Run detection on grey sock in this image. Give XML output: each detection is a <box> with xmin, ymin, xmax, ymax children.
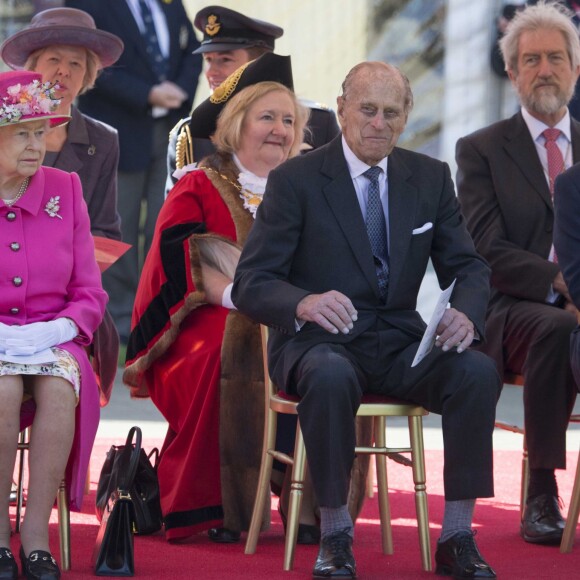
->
<box><xmin>439</xmin><ymin>499</ymin><xmax>476</xmax><ymax>543</ymax></box>
<box><xmin>320</xmin><ymin>505</ymin><xmax>354</xmax><ymax>539</ymax></box>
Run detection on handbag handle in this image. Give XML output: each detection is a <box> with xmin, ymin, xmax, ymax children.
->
<box><xmin>118</xmin><ymin>426</ymin><xmax>143</xmax><ymax>492</ymax></box>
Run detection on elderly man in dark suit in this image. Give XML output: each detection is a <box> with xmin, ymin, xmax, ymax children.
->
<box><xmin>554</xmin><ymin>164</ymin><xmax>580</xmax><ymax>386</ymax></box>
<box><xmin>457</xmin><ymin>1</ymin><xmax>580</xmax><ymax>546</ymax></box>
<box><xmin>65</xmin><ymin>0</ymin><xmax>202</xmax><ymax>343</ymax></box>
<box><xmin>233</xmin><ymin>61</ymin><xmax>500</xmax><ymax>579</ymax></box>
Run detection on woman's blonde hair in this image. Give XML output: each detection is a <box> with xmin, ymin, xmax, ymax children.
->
<box><xmin>25</xmin><ymin>46</ymin><xmax>100</xmax><ymax>95</ymax></box>
<box><xmin>212</xmin><ymin>81</ymin><xmax>309</xmax><ymax>159</ymax></box>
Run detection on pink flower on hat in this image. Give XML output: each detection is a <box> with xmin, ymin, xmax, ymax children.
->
<box><xmin>0</xmin><ymin>78</ymin><xmax>61</xmax><ymax>126</ymax></box>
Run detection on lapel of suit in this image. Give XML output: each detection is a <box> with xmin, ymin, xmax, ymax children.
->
<box><xmin>48</xmin><ymin>108</ymin><xmax>85</xmax><ymax>174</ymax></box>
<box><xmin>504</xmin><ymin>112</ymin><xmax>552</xmax><ymax>208</ymax></box>
<box><xmin>385</xmin><ymin>148</ymin><xmax>417</xmax><ymax>301</ymax></box>
<box><xmin>321</xmin><ymin>138</ymin><xmax>381</xmax><ymax>298</ymax></box>
<box><xmin>571</xmin><ymin>117</ymin><xmax>580</xmax><ymax>162</ymax></box>
<box><xmin>113</xmin><ymin>0</ymin><xmax>151</xmax><ymax>64</ymax></box>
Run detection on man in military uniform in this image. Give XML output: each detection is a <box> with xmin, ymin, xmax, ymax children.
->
<box><xmin>166</xmin><ymin>5</ymin><xmax>340</xmax><ymax>194</ymax></box>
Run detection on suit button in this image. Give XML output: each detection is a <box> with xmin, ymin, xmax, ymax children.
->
<box><xmin>10</xmin><ymin>242</ymin><xmax>20</xmax><ymax>251</ymax></box>
<box><xmin>13</xmin><ymin>276</ymin><xmax>22</xmax><ymax>287</ymax></box>
<box><xmin>6</xmin><ymin>212</ymin><xmax>16</xmax><ymax>221</ymax></box>
<box><xmin>10</xmin><ymin>307</ymin><xmax>19</xmax><ymax>314</ymax></box>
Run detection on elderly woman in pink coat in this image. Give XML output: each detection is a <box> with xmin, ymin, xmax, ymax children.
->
<box><xmin>0</xmin><ymin>70</ymin><xmax>106</xmax><ymax>580</ymax></box>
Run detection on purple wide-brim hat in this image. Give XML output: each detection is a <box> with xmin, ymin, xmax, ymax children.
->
<box><xmin>0</xmin><ymin>71</ymin><xmax>70</xmax><ymax>128</ymax></box>
<box><xmin>0</xmin><ymin>7</ymin><xmax>124</xmax><ymax>70</ymax></box>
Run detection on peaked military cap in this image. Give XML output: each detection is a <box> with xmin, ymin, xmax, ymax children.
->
<box><xmin>193</xmin><ymin>5</ymin><xmax>283</xmax><ymax>54</ymax></box>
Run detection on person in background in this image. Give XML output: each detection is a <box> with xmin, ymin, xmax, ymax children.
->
<box><xmin>457</xmin><ymin>1</ymin><xmax>580</xmax><ymax>546</ymax></box>
<box><xmin>65</xmin><ymin>0</ymin><xmax>202</xmax><ymax>344</ymax></box>
<box><xmin>233</xmin><ymin>60</ymin><xmax>499</xmax><ymax>580</ymax></box>
<box><xmin>1</xmin><ymin>6</ymin><xmax>124</xmax><ymax>402</ymax></box>
<box><xmin>123</xmin><ymin>57</ymin><xmax>312</xmax><ymax>544</ymax></box>
<box><xmin>554</xmin><ymin>164</ymin><xmax>580</xmax><ymax>379</ymax></box>
<box><xmin>166</xmin><ymin>5</ymin><xmax>340</xmax><ymax>194</ymax></box>
<box><xmin>0</xmin><ymin>70</ymin><xmax>106</xmax><ymax>580</ymax></box>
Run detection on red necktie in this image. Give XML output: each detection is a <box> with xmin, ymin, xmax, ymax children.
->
<box><xmin>542</xmin><ymin>128</ymin><xmax>564</xmax><ymax>196</ymax></box>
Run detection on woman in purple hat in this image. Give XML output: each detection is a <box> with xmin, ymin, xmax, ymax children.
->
<box><xmin>0</xmin><ymin>70</ymin><xmax>106</xmax><ymax>580</ymax></box>
<box><xmin>1</xmin><ymin>7</ymin><xmax>125</xmax><ymax>405</ymax></box>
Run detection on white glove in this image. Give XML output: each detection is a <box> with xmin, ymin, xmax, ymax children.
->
<box><xmin>0</xmin><ymin>322</ymin><xmax>26</xmax><ymax>353</ymax></box>
<box><xmin>4</xmin><ymin>318</ymin><xmax>78</xmax><ymax>356</ymax></box>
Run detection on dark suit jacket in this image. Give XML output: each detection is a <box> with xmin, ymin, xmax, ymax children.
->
<box><xmin>45</xmin><ymin>106</ymin><xmax>121</xmax><ymax>241</ymax></box>
<box><xmin>232</xmin><ymin>136</ymin><xmax>490</xmax><ymax>389</ymax></box>
<box><xmin>456</xmin><ymin>111</ymin><xmax>580</xmax><ymax>375</ymax></box>
<box><xmin>66</xmin><ymin>0</ymin><xmax>201</xmax><ymax>172</ymax></box>
<box><xmin>554</xmin><ymin>163</ymin><xmax>580</xmax><ymax>385</ymax></box>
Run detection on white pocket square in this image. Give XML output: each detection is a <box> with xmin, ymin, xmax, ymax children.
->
<box><xmin>412</xmin><ymin>222</ymin><xmax>433</xmax><ymax>235</ymax></box>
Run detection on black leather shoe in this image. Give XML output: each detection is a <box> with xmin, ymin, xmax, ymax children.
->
<box><xmin>312</xmin><ymin>529</ymin><xmax>356</xmax><ymax>578</ymax></box>
<box><xmin>20</xmin><ymin>547</ymin><xmax>60</xmax><ymax>580</ymax></box>
<box><xmin>278</xmin><ymin>503</ymin><xmax>321</xmax><ymax>545</ymax></box>
<box><xmin>207</xmin><ymin>527</ymin><xmax>241</xmax><ymax>543</ymax></box>
<box><xmin>521</xmin><ymin>494</ymin><xmax>565</xmax><ymax>544</ymax></box>
<box><xmin>0</xmin><ymin>548</ymin><xmax>17</xmax><ymax>580</ymax></box>
<box><xmin>435</xmin><ymin>531</ymin><xmax>496</xmax><ymax>579</ymax></box>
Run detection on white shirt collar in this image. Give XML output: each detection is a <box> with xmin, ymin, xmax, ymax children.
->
<box><xmin>521</xmin><ymin>107</ymin><xmax>572</xmax><ymax>143</ymax></box>
<box><xmin>341</xmin><ymin>136</ymin><xmax>389</xmax><ymax>178</ymax></box>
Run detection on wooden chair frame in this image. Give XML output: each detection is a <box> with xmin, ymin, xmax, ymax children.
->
<box><xmin>244</xmin><ymin>325</ymin><xmax>432</xmax><ymax>572</ymax></box>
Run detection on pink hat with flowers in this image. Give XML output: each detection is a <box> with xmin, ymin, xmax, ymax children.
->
<box><xmin>0</xmin><ymin>70</ymin><xmax>70</xmax><ymax>128</ymax></box>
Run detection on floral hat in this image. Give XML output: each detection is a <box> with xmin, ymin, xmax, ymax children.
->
<box><xmin>0</xmin><ymin>70</ymin><xmax>70</xmax><ymax>128</ymax></box>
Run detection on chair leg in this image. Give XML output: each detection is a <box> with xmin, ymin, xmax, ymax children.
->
<box><xmin>284</xmin><ymin>427</ymin><xmax>306</xmax><ymax>572</ymax></box>
<box><xmin>57</xmin><ymin>479</ymin><xmax>70</xmax><ymax>571</ymax></box>
<box><xmin>520</xmin><ymin>434</ymin><xmax>529</xmax><ymax>521</ymax></box>
<box><xmin>245</xmin><ymin>408</ymin><xmax>278</xmax><ymax>555</ymax></box>
<box><xmin>560</xmin><ymin>447</ymin><xmax>580</xmax><ymax>553</ymax></box>
<box><xmin>409</xmin><ymin>415</ymin><xmax>431</xmax><ymax>572</ymax></box>
<box><xmin>373</xmin><ymin>417</ymin><xmax>393</xmax><ymax>555</ymax></box>
<box><xmin>15</xmin><ymin>430</ymin><xmax>27</xmax><ymax>533</ymax></box>
<box><xmin>366</xmin><ymin>458</ymin><xmax>375</xmax><ymax>499</ymax></box>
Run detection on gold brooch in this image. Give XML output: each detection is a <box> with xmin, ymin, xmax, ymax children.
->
<box><xmin>205</xmin><ymin>15</ymin><xmax>220</xmax><ymax>36</ymax></box>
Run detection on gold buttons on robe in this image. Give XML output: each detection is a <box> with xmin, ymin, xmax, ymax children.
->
<box><xmin>6</xmin><ymin>212</ymin><xmax>16</xmax><ymax>221</ymax></box>
<box><xmin>10</xmin><ymin>242</ymin><xmax>20</xmax><ymax>251</ymax></box>
<box><xmin>12</xmin><ymin>277</ymin><xmax>22</xmax><ymax>287</ymax></box>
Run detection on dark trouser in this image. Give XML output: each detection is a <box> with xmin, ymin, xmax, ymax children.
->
<box><xmin>503</xmin><ymin>301</ymin><xmax>578</xmax><ymax>470</ymax></box>
<box><xmin>290</xmin><ymin>325</ymin><xmax>501</xmax><ymax>508</ymax></box>
<box><xmin>103</xmin><ymin>117</ymin><xmax>172</xmax><ymax>341</ymax></box>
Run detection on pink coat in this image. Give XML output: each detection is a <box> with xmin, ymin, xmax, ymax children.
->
<box><xmin>0</xmin><ymin>166</ymin><xmax>107</xmax><ymax>511</ymax></box>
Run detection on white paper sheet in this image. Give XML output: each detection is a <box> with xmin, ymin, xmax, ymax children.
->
<box><xmin>411</xmin><ymin>279</ymin><xmax>456</xmax><ymax>368</ymax></box>
<box><xmin>0</xmin><ymin>349</ymin><xmax>58</xmax><ymax>365</ymax></box>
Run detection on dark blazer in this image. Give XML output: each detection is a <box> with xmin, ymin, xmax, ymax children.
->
<box><xmin>456</xmin><ymin>111</ymin><xmax>580</xmax><ymax>375</ymax></box>
<box><xmin>45</xmin><ymin>106</ymin><xmax>121</xmax><ymax>241</ymax></box>
<box><xmin>66</xmin><ymin>0</ymin><xmax>201</xmax><ymax>172</ymax></box>
<box><xmin>554</xmin><ymin>163</ymin><xmax>580</xmax><ymax>385</ymax></box>
<box><xmin>233</xmin><ymin>136</ymin><xmax>491</xmax><ymax>389</ymax></box>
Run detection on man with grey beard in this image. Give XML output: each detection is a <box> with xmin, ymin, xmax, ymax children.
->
<box><xmin>457</xmin><ymin>1</ymin><xmax>580</xmax><ymax>547</ymax></box>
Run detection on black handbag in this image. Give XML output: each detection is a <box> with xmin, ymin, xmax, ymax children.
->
<box><xmin>96</xmin><ymin>426</ymin><xmax>163</xmax><ymax>535</ymax></box>
<box><xmin>93</xmin><ymin>489</ymin><xmax>136</xmax><ymax>576</ymax></box>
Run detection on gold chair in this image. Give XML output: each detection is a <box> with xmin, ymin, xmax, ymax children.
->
<box><xmin>15</xmin><ymin>428</ymin><xmax>71</xmax><ymax>571</ymax></box>
<box><xmin>496</xmin><ymin>373</ymin><xmax>580</xmax><ymax>520</ymax></box>
<box><xmin>560</xmin><ymin>445</ymin><xmax>580</xmax><ymax>552</ymax></box>
<box><xmin>244</xmin><ymin>325</ymin><xmax>431</xmax><ymax>572</ymax></box>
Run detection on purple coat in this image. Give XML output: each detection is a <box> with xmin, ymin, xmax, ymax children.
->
<box><xmin>1</xmin><ymin>166</ymin><xmax>107</xmax><ymax>511</ymax></box>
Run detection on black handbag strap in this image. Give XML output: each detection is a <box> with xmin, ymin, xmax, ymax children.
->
<box><xmin>118</xmin><ymin>426</ymin><xmax>142</xmax><ymax>492</ymax></box>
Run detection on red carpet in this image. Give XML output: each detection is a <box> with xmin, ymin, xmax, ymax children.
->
<box><xmin>11</xmin><ymin>440</ymin><xmax>580</xmax><ymax>579</ymax></box>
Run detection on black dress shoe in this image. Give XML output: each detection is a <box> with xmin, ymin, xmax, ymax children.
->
<box><xmin>312</xmin><ymin>529</ymin><xmax>356</xmax><ymax>578</ymax></box>
<box><xmin>207</xmin><ymin>527</ymin><xmax>241</xmax><ymax>543</ymax></box>
<box><xmin>278</xmin><ymin>503</ymin><xmax>321</xmax><ymax>545</ymax></box>
<box><xmin>20</xmin><ymin>547</ymin><xmax>60</xmax><ymax>580</ymax></box>
<box><xmin>521</xmin><ymin>493</ymin><xmax>565</xmax><ymax>544</ymax></box>
<box><xmin>0</xmin><ymin>548</ymin><xmax>17</xmax><ymax>580</ymax></box>
<box><xmin>435</xmin><ymin>531</ymin><xmax>496</xmax><ymax>579</ymax></box>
